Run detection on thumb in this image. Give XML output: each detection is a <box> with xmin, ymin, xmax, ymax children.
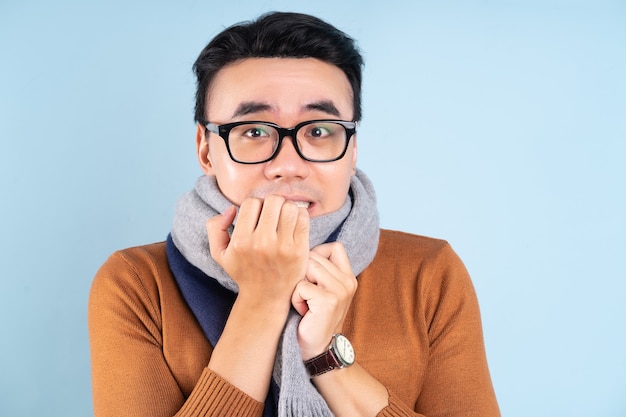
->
<box><xmin>206</xmin><ymin>205</ymin><xmax>237</xmax><ymax>260</ymax></box>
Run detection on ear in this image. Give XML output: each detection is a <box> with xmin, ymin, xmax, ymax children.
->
<box><xmin>196</xmin><ymin>123</ymin><xmax>214</xmax><ymax>175</ymax></box>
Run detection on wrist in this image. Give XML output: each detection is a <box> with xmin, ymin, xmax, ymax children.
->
<box><xmin>301</xmin><ymin>340</ymin><xmax>331</xmax><ymax>362</ymax></box>
<box><xmin>304</xmin><ymin>334</ymin><xmax>355</xmax><ymax>378</ymax></box>
<box><xmin>236</xmin><ymin>290</ymin><xmax>291</xmax><ymax>315</ymax></box>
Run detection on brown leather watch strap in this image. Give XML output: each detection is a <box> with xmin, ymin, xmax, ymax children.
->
<box><xmin>304</xmin><ymin>349</ymin><xmax>341</xmax><ymax>377</ymax></box>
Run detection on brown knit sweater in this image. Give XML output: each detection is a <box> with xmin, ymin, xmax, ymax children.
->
<box><xmin>88</xmin><ymin>229</ymin><xmax>500</xmax><ymax>416</ymax></box>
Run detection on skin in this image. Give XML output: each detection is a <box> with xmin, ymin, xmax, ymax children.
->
<box><xmin>199</xmin><ymin>57</ymin><xmax>356</xmax><ymax>218</ymax></box>
<box><xmin>196</xmin><ymin>58</ymin><xmax>388</xmax><ymax>416</ymax></box>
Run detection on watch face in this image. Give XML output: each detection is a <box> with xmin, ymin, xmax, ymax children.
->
<box><xmin>333</xmin><ymin>334</ymin><xmax>355</xmax><ymax>366</ymax></box>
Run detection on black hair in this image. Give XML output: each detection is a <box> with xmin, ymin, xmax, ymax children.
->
<box><xmin>192</xmin><ymin>12</ymin><xmax>364</xmax><ymax>123</ymax></box>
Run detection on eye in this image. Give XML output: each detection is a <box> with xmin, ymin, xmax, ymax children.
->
<box><xmin>306</xmin><ymin>124</ymin><xmax>334</xmax><ymax>138</ymax></box>
<box><xmin>243</xmin><ymin>126</ymin><xmax>271</xmax><ymax>138</ymax></box>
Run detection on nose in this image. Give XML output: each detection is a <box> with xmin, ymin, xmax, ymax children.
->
<box><xmin>264</xmin><ymin>135</ymin><xmax>310</xmax><ymax>180</ymax></box>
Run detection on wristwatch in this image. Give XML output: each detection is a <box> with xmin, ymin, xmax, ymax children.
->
<box><xmin>304</xmin><ymin>334</ymin><xmax>355</xmax><ymax>378</ymax></box>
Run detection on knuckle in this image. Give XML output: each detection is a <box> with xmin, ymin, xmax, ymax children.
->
<box><xmin>330</xmin><ymin>241</ymin><xmax>345</xmax><ymax>253</ymax></box>
<box><xmin>326</xmin><ymin>294</ymin><xmax>341</xmax><ymax>310</ymax></box>
<box><xmin>230</xmin><ymin>236</ymin><xmax>253</xmax><ymax>255</ymax></box>
<box><xmin>347</xmin><ymin>275</ymin><xmax>358</xmax><ymax>294</ymax></box>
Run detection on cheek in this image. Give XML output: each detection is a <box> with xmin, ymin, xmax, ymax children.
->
<box><xmin>317</xmin><ymin>163</ymin><xmax>354</xmax><ymax>212</ymax></box>
<box><xmin>211</xmin><ymin>159</ymin><xmax>263</xmax><ymax>205</ymax></box>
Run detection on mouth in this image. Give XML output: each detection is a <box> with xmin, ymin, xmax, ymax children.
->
<box><xmin>253</xmin><ymin>190</ymin><xmax>316</xmax><ymax>211</ymax></box>
<box><xmin>291</xmin><ymin>201</ymin><xmax>311</xmax><ymax>209</ymax></box>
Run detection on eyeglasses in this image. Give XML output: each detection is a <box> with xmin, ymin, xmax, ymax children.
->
<box><xmin>202</xmin><ymin>119</ymin><xmax>357</xmax><ymax>164</ymax></box>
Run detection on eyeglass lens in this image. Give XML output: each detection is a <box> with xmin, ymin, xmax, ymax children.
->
<box><xmin>227</xmin><ymin>121</ymin><xmax>348</xmax><ymax>163</ymax></box>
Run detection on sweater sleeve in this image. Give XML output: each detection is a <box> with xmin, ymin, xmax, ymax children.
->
<box><xmin>88</xmin><ymin>249</ymin><xmax>264</xmax><ymax>417</ymax></box>
<box><xmin>415</xmin><ymin>243</ymin><xmax>499</xmax><ymax>416</ymax></box>
<box><xmin>374</xmin><ymin>240</ymin><xmax>500</xmax><ymax>417</ymax></box>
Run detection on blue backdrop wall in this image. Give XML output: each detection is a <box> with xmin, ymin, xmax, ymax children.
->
<box><xmin>1</xmin><ymin>0</ymin><xmax>624</xmax><ymax>416</ymax></box>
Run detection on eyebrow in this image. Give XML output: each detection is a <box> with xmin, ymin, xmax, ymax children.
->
<box><xmin>232</xmin><ymin>102</ymin><xmax>273</xmax><ymax>118</ymax></box>
<box><xmin>304</xmin><ymin>100</ymin><xmax>340</xmax><ymax>117</ymax></box>
<box><xmin>231</xmin><ymin>100</ymin><xmax>341</xmax><ymax>119</ymax></box>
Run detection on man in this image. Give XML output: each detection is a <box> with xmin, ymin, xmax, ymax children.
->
<box><xmin>88</xmin><ymin>11</ymin><xmax>500</xmax><ymax>417</ymax></box>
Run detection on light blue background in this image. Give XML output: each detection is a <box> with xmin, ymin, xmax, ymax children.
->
<box><xmin>1</xmin><ymin>0</ymin><xmax>624</xmax><ymax>416</ymax></box>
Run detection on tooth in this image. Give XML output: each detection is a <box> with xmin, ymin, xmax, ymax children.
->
<box><xmin>294</xmin><ymin>201</ymin><xmax>310</xmax><ymax>208</ymax></box>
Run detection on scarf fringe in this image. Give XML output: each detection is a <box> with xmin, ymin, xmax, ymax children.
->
<box><xmin>278</xmin><ymin>397</ymin><xmax>335</xmax><ymax>417</ymax></box>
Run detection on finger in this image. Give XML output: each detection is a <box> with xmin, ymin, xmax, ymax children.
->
<box><xmin>231</xmin><ymin>198</ymin><xmax>263</xmax><ymax>239</ymax></box>
<box><xmin>275</xmin><ymin>203</ymin><xmax>310</xmax><ymax>245</ymax></box>
<box><xmin>275</xmin><ymin>200</ymin><xmax>301</xmax><ymax>239</ymax></box>
<box><xmin>311</xmin><ymin>242</ymin><xmax>352</xmax><ymax>274</ymax></box>
<box><xmin>255</xmin><ymin>194</ymin><xmax>285</xmax><ymax>234</ymax></box>
<box><xmin>206</xmin><ymin>205</ymin><xmax>237</xmax><ymax>259</ymax></box>
<box><xmin>293</xmin><ymin>274</ymin><xmax>348</xmax><ymax>355</ymax></box>
<box><xmin>294</xmin><ymin>206</ymin><xmax>310</xmax><ymax>245</ymax></box>
<box><xmin>307</xmin><ymin>250</ymin><xmax>358</xmax><ymax>295</ymax></box>
<box><xmin>291</xmin><ymin>280</ymin><xmax>314</xmax><ymax>316</ymax></box>
<box><xmin>306</xmin><ymin>254</ymin><xmax>345</xmax><ymax>290</ymax></box>
<box><xmin>291</xmin><ymin>278</ymin><xmax>329</xmax><ymax>315</ymax></box>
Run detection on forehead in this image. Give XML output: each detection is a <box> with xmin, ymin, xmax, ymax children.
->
<box><xmin>206</xmin><ymin>58</ymin><xmax>354</xmax><ymax>120</ymax></box>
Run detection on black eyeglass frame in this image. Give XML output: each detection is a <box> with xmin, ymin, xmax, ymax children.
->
<box><xmin>201</xmin><ymin>119</ymin><xmax>357</xmax><ymax>164</ymax></box>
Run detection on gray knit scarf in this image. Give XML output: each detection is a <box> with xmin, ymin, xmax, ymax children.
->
<box><xmin>171</xmin><ymin>168</ymin><xmax>379</xmax><ymax>416</ymax></box>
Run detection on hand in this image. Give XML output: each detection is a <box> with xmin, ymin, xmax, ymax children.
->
<box><xmin>292</xmin><ymin>242</ymin><xmax>358</xmax><ymax>360</ymax></box>
<box><xmin>206</xmin><ymin>195</ymin><xmax>310</xmax><ymax>310</ymax></box>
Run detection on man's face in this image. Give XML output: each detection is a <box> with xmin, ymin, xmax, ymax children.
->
<box><xmin>196</xmin><ymin>58</ymin><xmax>357</xmax><ymax>218</ymax></box>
